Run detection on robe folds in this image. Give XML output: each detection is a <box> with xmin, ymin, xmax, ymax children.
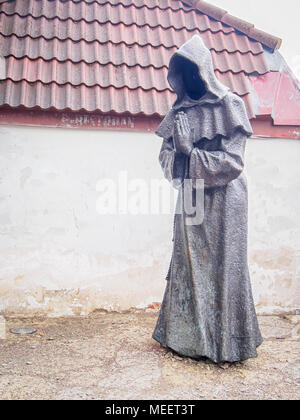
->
<box><xmin>152</xmin><ymin>35</ymin><xmax>263</xmax><ymax>363</ymax></box>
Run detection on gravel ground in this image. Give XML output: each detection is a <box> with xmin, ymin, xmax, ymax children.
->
<box><xmin>0</xmin><ymin>312</ymin><xmax>299</xmax><ymax>400</ymax></box>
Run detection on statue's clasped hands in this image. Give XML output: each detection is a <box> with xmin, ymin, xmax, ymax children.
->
<box><xmin>173</xmin><ymin>111</ymin><xmax>194</xmax><ymax>156</ymax></box>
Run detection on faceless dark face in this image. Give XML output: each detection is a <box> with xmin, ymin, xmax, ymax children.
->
<box><xmin>175</xmin><ymin>56</ymin><xmax>206</xmax><ymax>100</ymax></box>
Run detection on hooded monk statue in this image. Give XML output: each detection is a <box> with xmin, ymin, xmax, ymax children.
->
<box><xmin>152</xmin><ymin>35</ymin><xmax>263</xmax><ymax>363</ymax></box>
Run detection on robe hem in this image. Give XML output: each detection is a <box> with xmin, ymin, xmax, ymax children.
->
<box><xmin>152</xmin><ymin>332</ymin><xmax>263</xmax><ymax>364</ymax></box>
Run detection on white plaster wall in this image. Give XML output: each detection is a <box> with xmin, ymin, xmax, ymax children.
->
<box><xmin>0</xmin><ymin>126</ymin><xmax>299</xmax><ymax>316</ymax></box>
<box><xmin>0</xmin><ymin>126</ymin><xmax>174</xmax><ymax>316</ymax></box>
<box><xmin>246</xmin><ymin>138</ymin><xmax>300</xmax><ymax>314</ymax></box>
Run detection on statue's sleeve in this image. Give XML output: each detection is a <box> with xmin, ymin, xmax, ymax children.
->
<box><xmin>189</xmin><ymin>129</ymin><xmax>247</xmax><ymax>189</ymax></box>
<box><xmin>159</xmin><ymin>138</ymin><xmax>187</xmax><ymax>189</ymax></box>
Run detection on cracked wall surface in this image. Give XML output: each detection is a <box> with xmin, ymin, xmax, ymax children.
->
<box><xmin>0</xmin><ymin>126</ymin><xmax>299</xmax><ymax>315</ymax></box>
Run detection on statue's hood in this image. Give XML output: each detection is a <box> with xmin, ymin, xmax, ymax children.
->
<box><xmin>168</xmin><ymin>35</ymin><xmax>229</xmax><ymax>109</ymax></box>
<box><xmin>155</xmin><ymin>35</ymin><xmax>253</xmax><ymax>140</ymax></box>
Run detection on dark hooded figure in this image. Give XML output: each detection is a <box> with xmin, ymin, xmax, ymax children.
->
<box><xmin>152</xmin><ymin>35</ymin><xmax>263</xmax><ymax>363</ymax></box>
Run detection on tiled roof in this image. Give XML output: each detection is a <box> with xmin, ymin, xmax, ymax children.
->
<box><xmin>0</xmin><ymin>0</ymin><xmax>289</xmax><ymax>119</ymax></box>
<box><xmin>186</xmin><ymin>0</ymin><xmax>282</xmax><ymax>51</ymax></box>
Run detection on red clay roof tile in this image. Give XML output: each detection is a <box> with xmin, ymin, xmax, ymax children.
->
<box><xmin>0</xmin><ymin>9</ymin><xmax>235</xmax><ymax>39</ymax></box>
<box><xmin>0</xmin><ymin>79</ymin><xmax>175</xmax><ymax>115</ymax></box>
<box><xmin>4</xmin><ymin>57</ymin><xmax>170</xmax><ymax>91</ymax></box>
<box><xmin>2</xmin><ymin>42</ymin><xmax>267</xmax><ymax>74</ymax></box>
<box><xmin>0</xmin><ymin>0</ymin><xmax>284</xmax><ymax>119</ymax></box>
<box><xmin>187</xmin><ymin>0</ymin><xmax>282</xmax><ymax>51</ymax></box>
<box><xmin>5</xmin><ymin>55</ymin><xmax>265</xmax><ymax>95</ymax></box>
<box><xmin>1</xmin><ymin>0</ymin><xmax>193</xmax><ymax>21</ymax></box>
<box><xmin>0</xmin><ymin>25</ymin><xmax>263</xmax><ymax>54</ymax></box>
<box><xmin>0</xmin><ymin>1</ymin><xmax>232</xmax><ymax>31</ymax></box>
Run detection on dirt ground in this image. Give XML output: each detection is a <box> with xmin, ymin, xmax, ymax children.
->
<box><xmin>0</xmin><ymin>312</ymin><xmax>299</xmax><ymax>400</ymax></box>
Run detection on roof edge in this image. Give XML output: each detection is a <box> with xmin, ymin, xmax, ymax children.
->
<box><xmin>183</xmin><ymin>0</ymin><xmax>282</xmax><ymax>51</ymax></box>
<box><xmin>1</xmin><ymin>107</ymin><xmax>299</xmax><ymax>139</ymax></box>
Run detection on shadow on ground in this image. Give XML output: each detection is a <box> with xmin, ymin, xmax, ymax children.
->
<box><xmin>0</xmin><ymin>313</ymin><xmax>299</xmax><ymax>400</ymax></box>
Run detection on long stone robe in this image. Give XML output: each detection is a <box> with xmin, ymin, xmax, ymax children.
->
<box><xmin>152</xmin><ymin>35</ymin><xmax>263</xmax><ymax>363</ymax></box>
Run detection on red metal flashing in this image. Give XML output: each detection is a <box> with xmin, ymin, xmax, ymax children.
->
<box><xmin>251</xmin><ymin>116</ymin><xmax>300</xmax><ymax>140</ymax></box>
<box><xmin>249</xmin><ymin>71</ymin><xmax>300</xmax><ymax>126</ymax></box>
